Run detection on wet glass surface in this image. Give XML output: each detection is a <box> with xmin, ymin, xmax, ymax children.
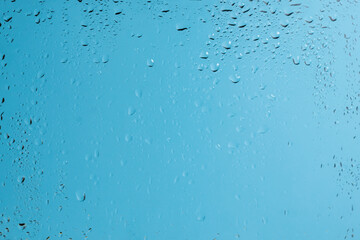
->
<box><xmin>1</xmin><ymin>0</ymin><xmax>359</xmax><ymax>239</ymax></box>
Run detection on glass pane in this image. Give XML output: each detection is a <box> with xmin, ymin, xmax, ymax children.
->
<box><xmin>0</xmin><ymin>1</ymin><xmax>356</xmax><ymax>239</ymax></box>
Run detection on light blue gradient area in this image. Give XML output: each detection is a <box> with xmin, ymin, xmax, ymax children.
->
<box><xmin>1</xmin><ymin>0</ymin><xmax>359</xmax><ymax>239</ymax></box>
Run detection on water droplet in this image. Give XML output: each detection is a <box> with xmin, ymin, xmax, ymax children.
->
<box><xmin>229</xmin><ymin>74</ymin><xmax>241</xmax><ymax>84</ymax></box>
<box><xmin>271</xmin><ymin>32</ymin><xmax>280</xmax><ymax>39</ymax></box>
<box><xmin>210</xmin><ymin>63</ymin><xmax>219</xmax><ymax>72</ymax></box>
<box><xmin>197</xmin><ymin>64</ymin><xmax>205</xmax><ymax>71</ymax></box>
<box><xmin>102</xmin><ymin>55</ymin><xmax>109</xmax><ymax>63</ymax></box>
<box><xmin>147</xmin><ymin>59</ymin><xmax>154</xmax><ymax>67</ymax></box>
<box><xmin>125</xmin><ymin>134</ymin><xmax>133</xmax><ymax>142</ymax></box>
<box><xmin>76</xmin><ymin>192</ymin><xmax>86</xmax><ymax>202</ymax></box>
<box><xmin>17</xmin><ymin>176</ymin><xmax>25</xmax><ymax>183</ymax></box>
<box><xmin>176</xmin><ymin>24</ymin><xmax>188</xmax><ymax>31</ymax></box>
<box><xmin>292</xmin><ymin>56</ymin><xmax>300</xmax><ymax>65</ymax></box>
<box><xmin>114</xmin><ymin>9</ymin><xmax>122</xmax><ymax>15</ymax></box>
<box><xmin>329</xmin><ymin>16</ymin><xmax>337</xmax><ymax>22</ymax></box>
<box><xmin>135</xmin><ymin>89</ymin><xmax>142</xmax><ymax>98</ymax></box>
<box><xmin>199</xmin><ymin>51</ymin><xmax>209</xmax><ymax>59</ymax></box>
<box><xmin>222</xmin><ymin>41</ymin><xmax>231</xmax><ymax>49</ymax></box>
<box><xmin>257</xmin><ymin>126</ymin><xmax>268</xmax><ymax>134</ymax></box>
<box><xmin>37</xmin><ymin>71</ymin><xmax>45</xmax><ymax>79</ymax></box>
<box><xmin>128</xmin><ymin>106</ymin><xmax>136</xmax><ymax>116</ymax></box>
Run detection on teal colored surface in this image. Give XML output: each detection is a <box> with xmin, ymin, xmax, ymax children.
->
<box><xmin>1</xmin><ymin>0</ymin><xmax>359</xmax><ymax>239</ymax></box>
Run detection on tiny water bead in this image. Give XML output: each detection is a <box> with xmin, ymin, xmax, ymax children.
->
<box><xmin>199</xmin><ymin>51</ymin><xmax>209</xmax><ymax>59</ymax></box>
<box><xmin>292</xmin><ymin>56</ymin><xmax>300</xmax><ymax>65</ymax></box>
<box><xmin>17</xmin><ymin>176</ymin><xmax>25</xmax><ymax>183</ymax></box>
<box><xmin>210</xmin><ymin>63</ymin><xmax>219</xmax><ymax>72</ymax></box>
<box><xmin>102</xmin><ymin>55</ymin><xmax>109</xmax><ymax>63</ymax></box>
<box><xmin>176</xmin><ymin>23</ymin><xmax>188</xmax><ymax>31</ymax></box>
<box><xmin>229</xmin><ymin>74</ymin><xmax>241</xmax><ymax>84</ymax></box>
<box><xmin>127</xmin><ymin>106</ymin><xmax>136</xmax><ymax>116</ymax></box>
<box><xmin>197</xmin><ymin>63</ymin><xmax>205</xmax><ymax>71</ymax></box>
<box><xmin>76</xmin><ymin>192</ymin><xmax>86</xmax><ymax>202</ymax></box>
<box><xmin>271</xmin><ymin>31</ymin><xmax>280</xmax><ymax>39</ymax></box>
<box><xmin>222</xmin><ymin>41</ymin><xmax>232</xmax><ymax>49</ymax></box>
<box><xmin>147</xmin><ymin>59</ymin><xmax>154</xmax><ymax>67</ymax></box>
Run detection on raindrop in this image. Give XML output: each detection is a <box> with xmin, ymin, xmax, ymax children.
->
<box><xmin>128</xmin><ymin>106</ymin><xmax>136</xmax><ymax>116</ymax></box>
<box><xmin>147</xmin><ymin>59</ymin><xmax>154</xmax><ymax>67</ymax></box>
<box><xmin>102</xmin><ymin>55</ymin><xmax>109</xmax><ymax>63</ymax></box>
<box><xmin>292</xmin><ymin>56</ymin><xmax>300</xmax><ymax>65</ymax></box>
<box><xmin>114</xmin><ymin>9</ymin><xmax>122</xmax><ymax>15</ymax></box>
<box><xmin>199</xmin><ymin>51</ymin><xmax>209</xmax><ymax>59</ymax></box>
<box><xmin>210</xmin><ymin>63</ymin><xmax>219</xmax><ymax>72</ymax></box>
<box><xmin>229</xmin><ymin>74</ymin><xmax>241</xmax><ymax>84</ymax></box>
<box><xmin>76</xmin><ymin>192</ymin><xmax>86</xmax><ymax>202</ymax></box>
<box><xmin>135</xmin><ymin>89</ymin><xmax>142</xmax><ymax>98</ymax></box>
<box><xmin>329</xmin><ymin>16</ymin><xmax>337</xmax><ymax>22</ymax></box>
<box><xmin>125</xmin><ymin>134</ymin><xmax>133</xmax><ymax>142</ymax></box>
<box><xmin>222</xmin><ymin>41</ymin><xmax>231</xmax><ymax>49</ymax></box>
<box><xmin>37</xmin><ymin>71</ymin><xmax>45</xmax><ymax>79</ymax></box>
<box><xmin>176</xmin><ymin>24</ymin><xmax>188</xmax><ymax>31</ymax></box>
<box><xmin>271</xmin><ymin>32</ymin><xmax>280</xmax><ymax>39</ymax></box>
<box><xmin>197</xmin><ymin>64</ymin><xmax>205</xmax><ymax>71</ymax></box>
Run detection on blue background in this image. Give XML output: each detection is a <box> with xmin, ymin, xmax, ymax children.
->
<box><xmin>1</xmin><ymin>0</ymin><xmax>359</xmax><ymax>239</ymax></box>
